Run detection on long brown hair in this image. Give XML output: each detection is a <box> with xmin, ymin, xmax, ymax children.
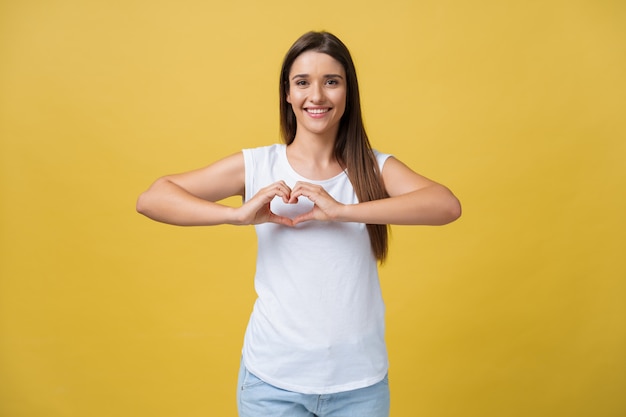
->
<box><xmin>279</xmin><ymin>31</ymin><xmax>389</xmax><ymax>262</ymax></box>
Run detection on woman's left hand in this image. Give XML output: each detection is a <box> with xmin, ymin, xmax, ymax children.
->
<box><xmin>289</xmin><ymin>181</ymin><xmax>345</xmax><ymax>225</ymax></box>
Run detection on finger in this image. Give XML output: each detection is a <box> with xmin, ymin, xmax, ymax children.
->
<box><xmin>289</xmin><ymin>183</ymin><xmax>315</xmax><ymax>203</ymax></box>
<box><xmin>291</xmin><ymin>189</ymin><xmax>323</xmax><ymax>205</ymax></box>
<box><xmin>274</xmin><ymin>181</ymin><xmax>292</xmax><ymax>203</ymax></box>
<box><xmin>269</xmin><ymin>213</ymin><xmax>294</xmax><ymax>227</ymax></box>
<box><xmin>263</xmin><ymin>183</ymin><xmax>289</xmax><ymax>204</ymax></box>
<box><xmin>288</xmin><ymin>192</ymin><xmax>302</xmax><ymax>204</ymax></box>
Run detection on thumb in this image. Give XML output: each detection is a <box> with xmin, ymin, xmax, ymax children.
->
<box><xmin>269</xmin><ymin>212</ymin><xmax>295</xmax><ymax>227</ymax></box>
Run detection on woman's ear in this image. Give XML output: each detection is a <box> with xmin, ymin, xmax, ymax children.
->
<box><xmin>285</xmin><ymin>81</ymin><xmax>291</xmax><ymax>103</ymax></box>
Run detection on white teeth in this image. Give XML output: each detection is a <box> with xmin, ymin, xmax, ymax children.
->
<box><xmin>307</xmin><ymin>108</ymin><xmax>329</xmax><ymax>114</ymax></box>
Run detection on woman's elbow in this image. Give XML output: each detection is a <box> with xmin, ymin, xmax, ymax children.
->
<box><xmin>440</xmin><ymin>192</ymin><xmax>462</xmax><ymax>224</ymax></box>
<box><xmin>136</xmin><ymin>191</ymin><xmax>152</xmax><ymax>217</ymax></box>
<box><xmin>136</xmin><ymin>177</ymin><xmax>170</xmax><ymax>216</ymax></box>
<box><xmin>446</xmin><ymin>196</ymin><xmax>462</xmax><ymax>223</ymax></box>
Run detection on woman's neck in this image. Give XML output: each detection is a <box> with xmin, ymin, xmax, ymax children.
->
<box><xmin>286</xmin><ymin>134</ymin><xmax>343</xmax><ymax>180</ymax></box>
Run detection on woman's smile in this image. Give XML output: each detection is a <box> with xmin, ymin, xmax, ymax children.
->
<box><xmin>305</xmin><ymin>107</ymin><xmax>332</xmax><ymax>117</ymax></box>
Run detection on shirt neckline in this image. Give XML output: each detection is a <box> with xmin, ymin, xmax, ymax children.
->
<box><xmin>279</xmin><ymin>144</ymin><xmax>347</xmax><ymax>184</ymax></box>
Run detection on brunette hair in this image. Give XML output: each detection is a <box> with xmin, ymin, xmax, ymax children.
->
<box><xmin>279</xmin><ymin>31</ymin><xmax>389</xmax><ymax>262</ymax></box>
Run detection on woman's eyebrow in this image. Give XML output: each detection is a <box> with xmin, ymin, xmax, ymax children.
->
<box><xmin>291</xmin><ymin>73</ymin><xmax>344</xmax><ymax>80</ymax></box>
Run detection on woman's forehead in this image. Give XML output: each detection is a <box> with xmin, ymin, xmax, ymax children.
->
<box><xmin>289</xmin><ymin>51</ymin><xmax>345</xmax><ymax>76</ymax></box>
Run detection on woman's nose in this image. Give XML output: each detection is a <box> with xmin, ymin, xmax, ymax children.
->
<box><xmin>309</xmin><ymin>83</ymin><xmax>324</xmax><ymax>103</ymax></box>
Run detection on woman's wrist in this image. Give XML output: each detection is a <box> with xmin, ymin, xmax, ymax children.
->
<box><xmin>335</xmin><ymin>203</ymin><xmax>354</xmax><ymax>223</ymax></box>
<box><xmin>227</xmin><ymin>205</ymin><xmax>249</xmax><ymax>226</ymax></box>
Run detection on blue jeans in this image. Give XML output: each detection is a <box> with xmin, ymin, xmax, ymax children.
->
<box><xmin>237</xmin><ymin>361</ymin><xmax>390</xmax><ymax>417</ymax></box>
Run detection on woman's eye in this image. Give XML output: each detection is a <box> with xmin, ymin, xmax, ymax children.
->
<box><xmin>326</xmin><ymin>79</ymin><xmax>339</xmax><ymax>86</ymax></box>
<box><xmin>295</xmin><ymin>80</ymin><xmax>308</xmax><ymax>86</ymax></box>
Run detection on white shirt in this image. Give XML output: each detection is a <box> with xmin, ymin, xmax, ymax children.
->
<box><xmin>241</xmin><ymin>144</ymin><xmax>391</xmax><ymax>394</ymax></box>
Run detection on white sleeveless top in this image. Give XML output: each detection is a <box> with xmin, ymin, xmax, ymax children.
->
<box><xmin>241</xmin><ymin>144</ymin><xmax>391</xmax><ymax>394</ymax></box>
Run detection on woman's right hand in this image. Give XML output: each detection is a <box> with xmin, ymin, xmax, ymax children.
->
<box><xmin>234</xmin><ymin>181</ymin><xmax>294</xmax><ymax>227</ymax></box>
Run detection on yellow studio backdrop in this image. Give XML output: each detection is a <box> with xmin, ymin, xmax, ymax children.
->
<box><xmin>1</xmin><ymin>1</ymin><xmax>624</xmax><ymax>416</ymax></box>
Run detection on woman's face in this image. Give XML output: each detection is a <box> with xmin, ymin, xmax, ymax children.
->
<box><xmin>286</xmin><ymin>51</ymin><xmax>347</xmax><ymax>140</ymax></box>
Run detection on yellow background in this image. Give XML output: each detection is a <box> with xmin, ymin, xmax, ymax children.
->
<box><xmin>1</xmin><ymin>1</ymin><xmax>625</xmax><ymax>416</ymax></box>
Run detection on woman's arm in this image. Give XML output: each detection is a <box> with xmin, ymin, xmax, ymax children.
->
<box><xmin>137</xmin><ymin>152</ymin><xmax>296</xmax><ymax>227</ymax></box>
<box><xmin>290</xmin><ymin>156</ymin><xmax>461</xmax><ymax>226</ymax></box>
<box><xmin>351</xmin><ymin>156</ymin><xmax>462</xmax><ymax>225</ymax></box>
<box><xmin>136</xmin><ymin>152</ymin><xmax>246</xmax><ymax>226</ymax></box>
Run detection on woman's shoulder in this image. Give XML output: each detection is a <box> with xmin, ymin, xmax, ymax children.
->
<box><xmin>242</xmin><ymin>143</ymin><xmax>285</xmax><ymax>168</ymax></box>
<box><xmin>372</xmin><ymin>148</ymin><xmax>393</xmax><ymax>169</ymax></box>
<box><xmin>243</xmin><ymin>143</ymin><xmax>285</xmax><ymax>154</ymax></box>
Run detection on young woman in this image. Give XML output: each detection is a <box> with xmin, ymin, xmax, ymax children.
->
<box><xmin>137</xmin><ymin>31</ymin><xmax>461</xmax><ymax>417</ymax></box>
